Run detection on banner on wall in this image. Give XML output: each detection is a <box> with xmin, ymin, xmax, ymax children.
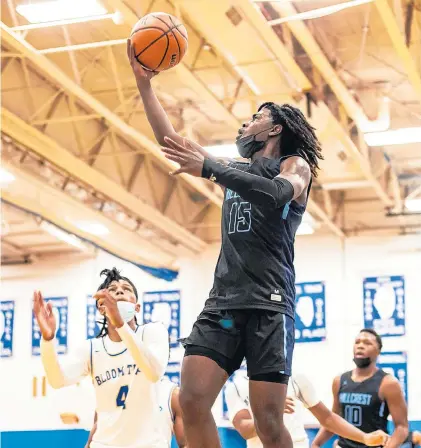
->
<box><xmin>164</xmin><ymin>362</ymin><xmax>181</xmax><ymax>386</ymax></box>
<box><xmin>363</xmin><ymin>276</ymin><xmax>405</xmax><ymax>336</ymax></box>
<box><xmin>0</xmin><ymin>300</ymin><xmax>15</xmax><ymax>358</ymax></box>
<box><xmin>32</xmin><ymin>297</ymin><xmax>68</xmax><ymax>356</ymax></box>
<box><xmin>295</xmin><ymin>281</ymin><xmax>326</xmax><ymax>343</ymax></box>
<box><xmin>87</xmin><ymin>295</ymin><xmax>101</xmax><ymax>339</ymax></box>
<box><xmin>143</xmin><ymin>290</ymin><xmax>180</xmax><ymax>348</ymax></box>
<box><xmin>378</xmin><ymin>352</ymin><xmax>408</xmax><ymax>403</ymax></box>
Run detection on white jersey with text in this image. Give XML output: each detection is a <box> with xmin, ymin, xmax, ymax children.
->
<box><xmin>89</xmin><ymin>324</ymin><xmax>168</xmax><ymax>448</ymax></box>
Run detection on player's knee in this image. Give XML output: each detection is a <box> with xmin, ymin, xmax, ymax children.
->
<box><xmin>179</xmin><ymin>386</ymin><xmax>211</xmax><ymax>420</ymax></box>
<box><xmin>253</xmin><ymin>405</ymin><xmax>282</xmax><ymax>442</ymax></box>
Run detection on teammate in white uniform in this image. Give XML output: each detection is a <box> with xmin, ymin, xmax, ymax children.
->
<box><xmin>34</xmin><ymin>268</ymin><xmax>170</xmax><ymax>448</ymax></box>
<box><xmin>86</xmin><ymin>377</ymin><xmax>187</xmax><ymax>448</ymax></box>
<box><xmin>225</xmin><ymin>372</ymin><xmax>389</xmax><ymax>448</ymax></box>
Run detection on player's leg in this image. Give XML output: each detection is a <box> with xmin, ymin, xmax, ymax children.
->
<box><xmin>179</xmin><ymin>353</ymin><xmax>227</xmax><ymax>447</ymax></box>
<box><xmin>179</xmin><ymin>310</ymin><xmax>244</xmax><ymax>448</ymax></box>
<box><xmin>249</xmin><ymin>378</ymin><xmax>292</xmax><ymax>448</ymax></box>
<box><xmin>246</xmin><ymin>311</ymin><xmax>295</xmax><ymax>448</ymax></box>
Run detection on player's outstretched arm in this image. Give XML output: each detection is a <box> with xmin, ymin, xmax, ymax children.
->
<box><xmin>309</xmin><ymin>402</ymin><xmax>389</xmax><ymax>446</ymax></box>
<box><xmin>127</xmin><ymin>39</ymin><xmax>186</xmax><ymax>148</ymax></box>
<box><xmin>380</xmin><ymin>376</ymin><xmax>408</xmax><ymax>448</ymax></box>
<box><xmin>162</xmin><ymin>138</ymin><xmax>310</xmax><ymax>208</ymax></box>
<box><xmin>34</xmin><ymin>291</ymin><xmax>90</xmax><ymax>389</ymax></box>
<box><xmin>302</xmin><ymin>374</ymin><xmax>340</xmax><ymax>448</ymax></box>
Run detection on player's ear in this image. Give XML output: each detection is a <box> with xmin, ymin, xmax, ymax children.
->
<box><xmin>269</xmin><ymin>124</ymin><xmax>282</xmax><ymax>136</ymax></box>
<box><xmin>135</xmin><ymin>303</ymin><xmax>141</xmax><ymax>313</ymax></box>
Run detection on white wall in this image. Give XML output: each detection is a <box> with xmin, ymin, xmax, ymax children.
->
<box><xmin>0</xmin><ymin>250</ymin><xmax>181</xmax><ymax>432</ymax></box>
<box><xmin>1</xmin><ymin>233</ymin><xmax>420</xmax><ymax>433</ymax></box>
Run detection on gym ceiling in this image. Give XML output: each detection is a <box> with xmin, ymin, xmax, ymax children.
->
<box><xmin>1</xmin><ymin>0</ymin><xmax>421</xmax><ymax>269</ymax></box>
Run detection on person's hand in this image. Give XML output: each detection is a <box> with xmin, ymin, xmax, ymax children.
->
<box><xmin>161</xmin><ymin>136</ymin><xmax>205</xmax><ymax>177</ymax></box>
<box><xmin>284</xmin><ymin>396</ymin><xmax>295</xmax><ymax>414</ymax></box>
<box><xmin>33</xmin><ymin>291</ymin><xmax>56</xmax><ymax>341</ymax></box>
<box><xmin>94</xmin><ymin>289</ymin><xmax>124</xmax><ymax>328</ymax></box>
<box><xmin>364</xmin><ymin>430</ymin><xmax>389</xmax><ymax>446</ymax></box>
<box><xmin>127</xmin><ymin>39</ymin><xmax>158</xmax><ymax>85</ymax></box>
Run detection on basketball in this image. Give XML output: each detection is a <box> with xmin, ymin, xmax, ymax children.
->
<box><xmin>130</xmin><ymin>12</ymin><xmax>188</xmax><ymax>72</ymax></box>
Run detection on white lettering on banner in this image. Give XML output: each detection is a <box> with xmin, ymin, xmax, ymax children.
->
<box><xmin>379</xmin><ymin>354</ymin><xmax>406</xmax><ymax>363</ymax></box>
<box><xmin>302</xmin><ymin>328</ymin><xmax>326</xmax><ymax>338</ymax></box>
<box><xmin>372</xmin><ymin>320</ymin><xmax>405</xmax><ymax>336</ymax></box>
<box><xmin>303</xmin><ymin>284</ymin><xmax>323</xmax><ymax>294</ymax></box>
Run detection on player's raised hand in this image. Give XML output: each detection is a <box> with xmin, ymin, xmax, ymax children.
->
<box><xmin>161</xmin><ymin>136</ymin><xmax>205</xmax><ymax>177</ymax></box>
<box><xmin>94</xmin><ymin>289</ymin><xmax>124</xmax><ymax>329</ymax></box>
<box><xmin>33</xmin><ymin>291</ymin><xmax>56</xmax><ymax>341</ymax></box>
<box><xmin>127</xmin><ymin>39</ymin><xmax>158</xmax><ymax>84</ymax></box>
<box><xmin>284</xmin><ymin>396</ymin><xmax>295</xmax><ymax>414</ymax></box>
<box><xmin>363</xmin><ymin>430</ymin><xmax>389</xmax><ymax>446</ymax></box>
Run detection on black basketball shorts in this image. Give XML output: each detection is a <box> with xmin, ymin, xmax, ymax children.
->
<box><xmin>181</xmin><ymin>309</ymin><xmax>294</xmax><ymax>381</ymax></box>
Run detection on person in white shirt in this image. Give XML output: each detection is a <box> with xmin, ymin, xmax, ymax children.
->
<box><xmin>86</xmin><ymin>377</ymin><xmax>187</xmax><ymax>448</ymax></box>
<box><xmin>225</xmin><ymin>372</ymin><xmax>389</xmax><ymax>448</ymax></box>
<box><xmin>34</xmin><ymin>267</ymin><xmax>170</xmax><ymax>448</ymax></box>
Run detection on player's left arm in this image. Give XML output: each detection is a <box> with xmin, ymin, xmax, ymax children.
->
<box><xmin>294</xmin><ymin>373</ymin><xmax>388</xmax><ymax>447</ymax></box>
<box><xmin>161</xmin><ymin>137</ymin><xmax>311</xmax><ymax>209</ymax></box>
<box><xmin>380</xmin><ymin>375</ymin><xmax>408</xmax><ymax>448</ymax></box>
<box><xmin>202</xmin><ymin>155</ymin><xmax>310</xmax><ymax>208</ymax></box>
<box><xmin>171</xmin><ymin>388</ymin><xmax>188</xmax><ymax>447</ymax></box>
<box><xmin>309</xmin><ymin>402</ymin><xmax>388</xmax><ymax>446</ymax></box>
<box><xmin>116</xmin><ymin>322</ymin><xmax>170</xmax><ymax>382</ymax></box>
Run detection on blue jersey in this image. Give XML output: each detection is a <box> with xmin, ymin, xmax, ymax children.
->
<box><xmin>205</xmin><ymin>156</ymin><xmax>310</xmax><ymax>318</ymax></box>
<box><xmin>338</xmin><ymin>369</ymin><xmax>389</xmax><ymax>448</ymax></box>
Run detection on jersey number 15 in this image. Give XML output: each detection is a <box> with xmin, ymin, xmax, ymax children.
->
<box><xmin>228</xmin><ymin>202</ymin><xmax>251</xmax><ymax>234</ymax></box>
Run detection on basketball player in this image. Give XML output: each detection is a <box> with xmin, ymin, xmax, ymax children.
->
<box><xmin>128</xmin><ymin>39</ymin><xmax>323</xmax><ymax>448</ymax></box>
<box><xmin>225</xmin><ymin>371</ymin><xmax>389</xmax><ymax>448</ymax></box>
<box><xmin>312</xmin><ymin>329</ymin><xmax>408</xmax><ymax>448</ymax></box>
<box><xmin>33</xmin><ymin>268</ymin><xmax>170</xmax><ymax>448</ymax></box>
<box><xmin>85</xmin><ymin>377</ymin><xmax>187</xmax><ymax>447</ymax></box>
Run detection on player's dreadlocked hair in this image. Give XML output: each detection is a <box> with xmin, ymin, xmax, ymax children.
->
<box><xmin>96</xmin><ymin>267</ymin><xmax>138</xmax><ymax>338</ymax></box>
<box><xmin>258</xmin><ymin>102</ymin><xmax>323</xmax><ymax>177</ymax></box>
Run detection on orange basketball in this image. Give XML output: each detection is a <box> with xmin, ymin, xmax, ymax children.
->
<box><xmin>130</xmin><ymin>12</ymin><xmax>188</xmax><ymax>72</ymax></box>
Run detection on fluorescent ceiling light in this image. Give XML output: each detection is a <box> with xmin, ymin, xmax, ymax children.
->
<box><xmin>16</xmin><ymin>0</ymin><xmax>107</xmax><ymax>24</ymax></box>
<box><xmin>205</xmin><ymin>144</ymin><xmax>240</xmax><ymax>158</ymax></box>
<box><xmin>0</xmin><ymin>168</ymin><xmax>16</xmax><ymax>184</ymax></box>
<box><xmin>41</xmin><ymin>222</ymin><xmax>86</xmax><ymax>250</ymax></box>
<box><xmin>267</xmin><ymin>0</ymin><xmax>372</xmax><ymax>25</ymax></box>
<box><xmin>405</xmin><ymin>199</ymin><xmax>421</xmax><ymax>212</ymax></box>
<box><xmin>12</xmin><ymin>12</ymin><xmax>120</xmax><ymax>31</ymax></box>
<box><xmin>364</xmin><ymin>127</ymin><xmax>421</xmax><ymax>147</ymax></box>
<box><xmin>74</xmin><ymin>221</ymin><xmax>109</xmax><ymax>236</ymax></box>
